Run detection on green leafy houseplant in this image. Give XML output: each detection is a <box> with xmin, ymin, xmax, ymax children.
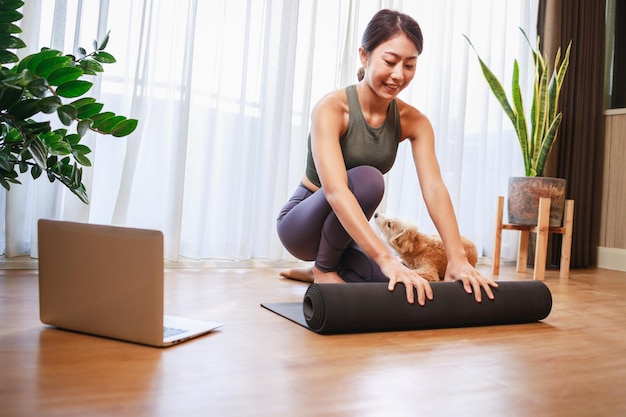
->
<box><xmin>0</xmin><ymin>0</ymin><xmax>137</xmax><ymax>203</ymax></box>
<box><xmin>464</xmin><ymin>29</ymin><xmax>572</xmax><ymax>177</ymax></box>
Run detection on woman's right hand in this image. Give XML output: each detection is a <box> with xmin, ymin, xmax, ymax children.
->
<box><xmin>380</xmin><ymin>257</ymin><xmax>433</xmax><ymax>305</ymax></box>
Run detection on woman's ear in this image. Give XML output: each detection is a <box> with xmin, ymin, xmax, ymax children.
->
<box><xmin>358</xmin><ymin>46</ymin><xmax>368</xmax><ymax>68</ymax></box>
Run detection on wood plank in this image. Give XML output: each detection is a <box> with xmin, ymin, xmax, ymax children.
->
<box><xmin>1</xmin><ymin>266</ymin><xmax>626</xmax><ymax>417</ymax></box>
<box><xmin>601</xmin><ymin>113</ymin><xmax>626</xmax><ymax>248</ymax></box>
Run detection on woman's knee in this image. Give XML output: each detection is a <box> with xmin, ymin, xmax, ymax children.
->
<box><xmin>348</xmin><ymin>166</ymin><xmax>385</xmax><ymax>209</ymax></box>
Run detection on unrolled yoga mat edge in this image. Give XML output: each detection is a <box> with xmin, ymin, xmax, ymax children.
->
<box><xmin>262</xmin><ymin>280</ymin><xmax>552</xmax><ymax>334</ymax></box>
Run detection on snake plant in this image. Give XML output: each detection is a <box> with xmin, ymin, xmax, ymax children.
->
<box><xmin>465</xmin><ymin>28</ymin><xmax>571</xmax><ymax>177</ymax></box>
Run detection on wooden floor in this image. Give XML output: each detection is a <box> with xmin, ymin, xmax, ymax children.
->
<box><xmin>1</xmin><ymin>264</ymin><xmax>625</xmax><ymax>417</ymax></box>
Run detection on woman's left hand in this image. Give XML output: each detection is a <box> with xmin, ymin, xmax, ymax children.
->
<box><xmin>444</xmin><ymin>261</ymin><xmax>498</xmax><ymax>302</ymax></box>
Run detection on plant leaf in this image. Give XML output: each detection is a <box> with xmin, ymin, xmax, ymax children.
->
<box><xmin>90</xmin><ymin>111</ymin><xmax>115</xmax><ymax>128</ymax></box>
<box><xmin>80</xmin><ymin>59</ymin><xmax>104</xmax><ymax>73</ymax></box>
<box><xmin>0</xmin><ymin>83</ymin><xmax>23</xmax><ymax>110</ymax></box>
<box><xmin>95</xmin><ymin>115</ymin><xmax>125</xmax><ymax>133</ymax></box>
<box><xmin>463</xmin><ymin>35</ymin><xmax>517</xmax><ymax>127</ymax></box>
<box><xmin>0</xmin><ymin>10</ymin><xmax>23</xmax><ymax>24</ymax></box>
<box><xmin>34</xmin><ymin>55</ymin><xmax>73</xmax><ymax>78</ymax></box>
<box><xmin>0</xmin><ymin>49</ymin><xmax>18</xmax><ymax>64</ymax></box>
<box><xmin>76</xmin><ymin>102</ymin><xmax>104</xmax><ymax>118</ymax></box>
<box><xmin>31</xmin><ymin>164</ymin><xmax>42</xmax><ymax>179</ymax></box>
<box><xmin>56</xmin><ymin>80</ymin><xmax>92</xmax><ymax>98</ymax></box>
<box><xmin>77</xmin><ymin>119</ymin><xmax>93</xmax><ymax>137</ymax></box>
<box><xmin>63</xmin><ymin>135</ymin><xmax>79</xmax><ymax>148</ymax></box>
<box><xmin>533</xmin><ymin>113</ymin><xmax>562</xmax><ymax>176</ymax></box>
<box><xmin>70</xmin><ymin>97</ymin><xmax>96</xmax><ymax>108</ymax></box>
<box><xmin>26</xmin><ymin>77</ymin><xmax>48</xmax><ymax>97</ymax></box>
<box><xmin>57</xmin><ymin>104</ymin><xmax>78</xmax><ymax>125</ymax></box>
<box><xmin>37</xmin><ymin>95</ymin><xmax>62</xmax><ymax>113</ymax></box>
<box><xmin>511</xmin><ymin>60</ymin><xmax>530</xmax><ymax>175</ymax></box>
<box><xmin>0</xmin><ymin>34</ymin><xmax>25</xmax><ymax>49</ymax></box>
<box><xmin>47</xmin><ymin>66</ymin><xmax>83</xmax><ymax>86</ymax></box>
<box><xmin>93</xmin><ymin>51</ymin><xmax>116</xmax><ymax>64</ymax></box>
<box><xmin>98</xmin><ymin>31</ymin><xmax>110</xmax><ymax>50</ymax></box>
<box><xmin>17</xmin><ymin>49</ymin><xmax>61</xmax><ymax>73</ymax></box>
<box><xmin>111</xmin><ymin>119</ymin><xmax>138</xmax><ymax>137</ymax></box>
<box><xmin>3</xmin><ymin>127</ymin><xmax>21</xmax><ymax>143</ymax></box>
<box><xmin>27</xmin><ymin>135</ymin><xmax>48</xmax><ymax>168</ymax></box>
<box><xmin>0</xmin><ymin>22</ymin><xmax>22</xmax><ymax>34</ymax></box>
<box><xmin>8</xmin><ymin>97</ymin><xmax>38</xmax><ymax>119</ymax></box>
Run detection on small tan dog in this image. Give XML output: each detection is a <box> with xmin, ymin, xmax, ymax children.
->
<box><xmin>374</xmin><ymin>213</ymin><xmax>478</xmax><ymax>282</ymax></box>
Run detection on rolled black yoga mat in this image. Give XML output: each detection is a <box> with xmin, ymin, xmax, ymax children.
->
<box><xmin>261</xmin><ymin>281</ymin><xmax>552</xmax><ymax>334</ymax></box>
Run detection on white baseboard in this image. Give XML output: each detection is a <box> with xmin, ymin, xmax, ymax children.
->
<box><xmin>597</xmin><ymin>247</ymin><xmax>626</xmax><ymax>272</ymax></box>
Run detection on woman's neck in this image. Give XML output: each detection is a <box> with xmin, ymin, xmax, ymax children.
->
<box><xmin>356</xmin><ymin>81</ymin><xmax>392</xmax><ymax>125</ymax></box>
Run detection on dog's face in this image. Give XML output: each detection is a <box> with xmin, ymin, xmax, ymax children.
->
<box><xmin>373</xmin><ymin>213</ymin><xmax>418</xmax><ymax>251</ymax></box>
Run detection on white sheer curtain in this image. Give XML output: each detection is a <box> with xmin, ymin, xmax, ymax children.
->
<box><xmin>1</xmin><ymin>0</ymin><xmax>536</xmax><ymax>263</ymax></box>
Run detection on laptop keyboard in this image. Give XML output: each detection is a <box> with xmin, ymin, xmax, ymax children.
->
<box><xmin>163</xmin><ymin>326</ymin><xmax>186</xmax><ymax>338</ymax></box>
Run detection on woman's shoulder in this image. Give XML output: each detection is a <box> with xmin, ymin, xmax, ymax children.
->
<box><xmin>396</xmin><ymin>98</ymin><xmax>433</xmax><ymax>139</ymax></box>
<box><xmin>312</xmin><ymin>87</ymin><xmax>350</xmax><ymax>119</ymax></box>
<box><xmin>396</xmin><ymin>98</ymin><xmax>425</xmax><ymax>120</ymax></box>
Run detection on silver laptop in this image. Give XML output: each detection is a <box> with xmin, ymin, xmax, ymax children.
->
<box><xmin>38</xmin><ymin>219</ymin><xmax>222</xmax><ymax>347</ymax></box>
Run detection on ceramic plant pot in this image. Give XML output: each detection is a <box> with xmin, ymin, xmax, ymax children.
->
<box><xmin>507</xmin><ymin>177</ymin><xmax>567</xmax><ymax>227</ymax></box>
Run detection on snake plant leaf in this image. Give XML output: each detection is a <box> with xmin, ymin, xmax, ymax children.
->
<box><xmin>531</xmin><ymin>60</ymin><xmax>549</xmax><ymax>164</ymax></box>
<box><xmin>466</xmin><ymin>28</ymin><xmax>571</xmax><ymax>177</ymax></box>
<box><xmin>463</xmin><ymin>35</ymin><xmax>517</xmax><ymax>127</ymax></box>
<box><xmin>511</xmin><ymin>60</ymin><xmax>530</xmax><ymax>175</ymax></box>
<box><xmin>548</xmin><ymin>42</ymin><xmax>571</xmax><ymax>123</ymax></box>
<box><xmin>532</xmin><ymin>112</ymin><xmax>562</xmax><ymax>177</ymax></box>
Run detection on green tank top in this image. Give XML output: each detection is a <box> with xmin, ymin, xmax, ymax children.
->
<box><xmin>305</xmin><ymin>84</ymin><xmax>402</xmax><ymax>187</ymax></box>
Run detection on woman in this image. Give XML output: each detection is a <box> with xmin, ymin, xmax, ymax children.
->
<box><xmin>276</xmin><ymin>9</ymin><xmax>497</xmax><ymax>305</ymax></box>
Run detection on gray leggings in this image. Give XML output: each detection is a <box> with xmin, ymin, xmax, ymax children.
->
<box><xmin>276</xmin><ymin>165</ymin><xmax>388</xmax><ymax>282</ymax></box>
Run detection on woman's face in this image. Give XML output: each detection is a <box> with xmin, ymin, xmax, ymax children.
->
<box><xmin>360</xmin><ymin>33</ymin><xmax>418</xmax><ymax>99</ymax></box>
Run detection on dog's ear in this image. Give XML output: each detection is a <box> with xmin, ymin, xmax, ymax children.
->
<box><xmin>389</xmin><ymin>228</ymin><xmax>408</xmax><ymax>250</ymax></box>
<box><xmin>392</xmin><ymin>226</ymin><xmax>420</xmax><ymax>253</ymax></box>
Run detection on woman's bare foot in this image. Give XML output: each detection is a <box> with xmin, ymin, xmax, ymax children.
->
<box><xmin>279</xmin><ymin>265</ymin><xmax>345</xmax><ymax>284</ymax></box>
<box><xmin>312</xmin><ymin>266</ymin><xmax>345</xmax><ymax>284</ymax></box>
<box><xmin>279</xmin><ymin>266</ymin><xmax>314</xmax><ymax>282</ymax></box>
